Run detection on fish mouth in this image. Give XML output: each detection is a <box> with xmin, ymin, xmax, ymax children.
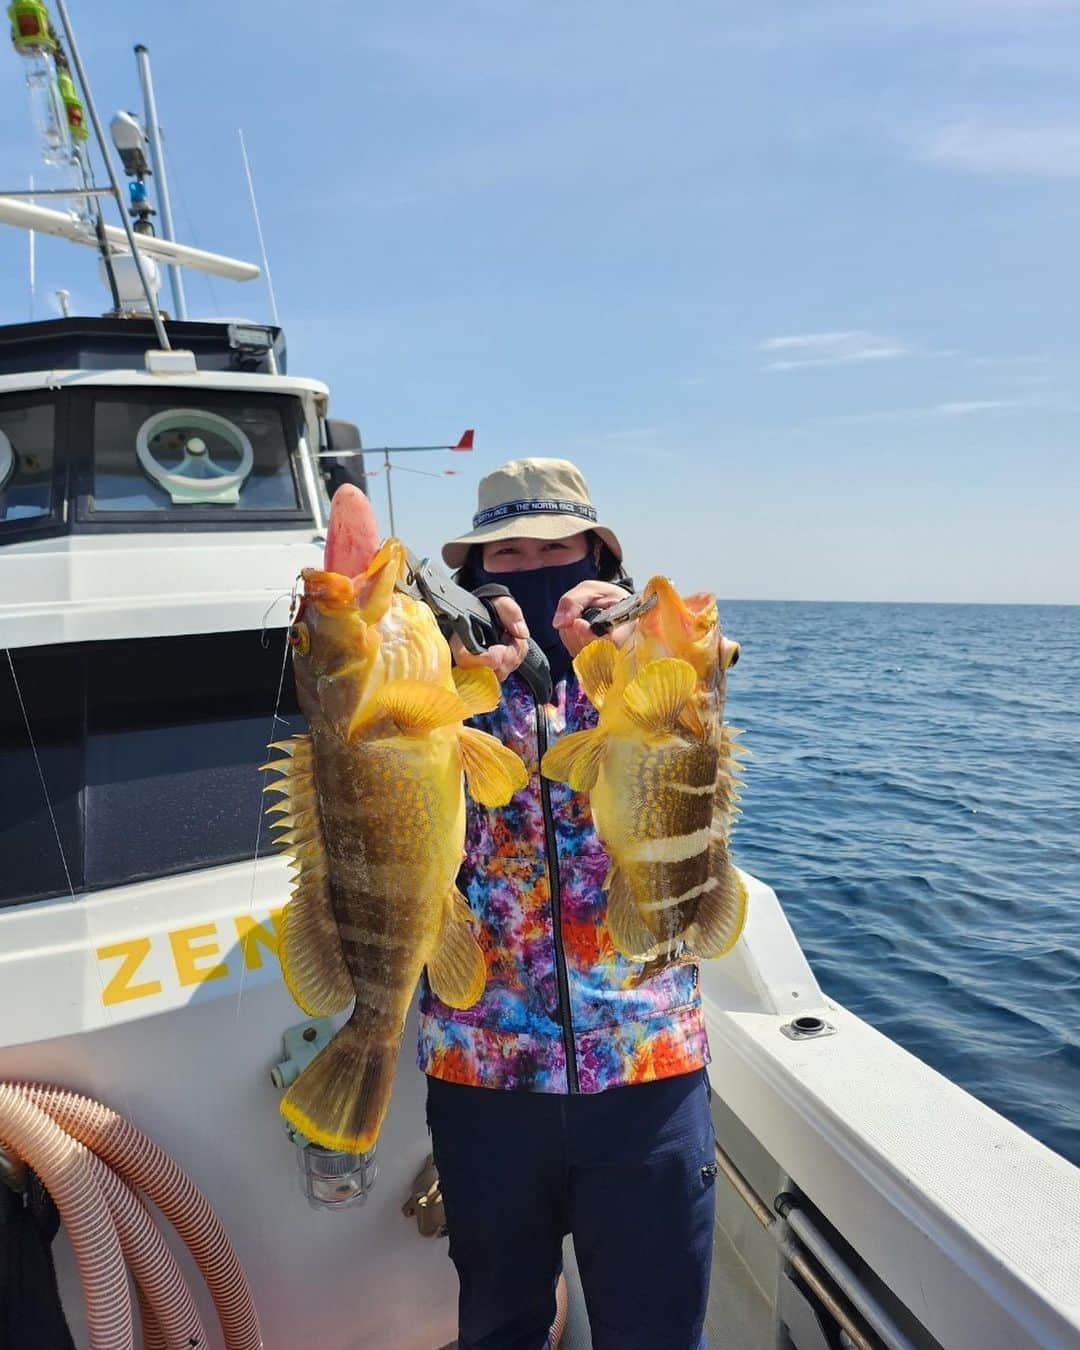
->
<box><xmin>301</xmin><ymin>539</ymin><xmax>408</xmax><ymax>620</ymax></box>
<box><xmin>301</xmin><ymin>568</ymin><xmax>357</xmax><ymax>611</ymax></box>
<box><xmin>641</xmin><ymin>577</ymin><xmax>717</xmax><ymax>642</ymax></box>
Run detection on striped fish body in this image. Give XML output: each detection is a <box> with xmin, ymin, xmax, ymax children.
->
<box><xmin>263</xmin><ymin>536</ymin><xmax>526</xmax><ymax>1154</ymax></box>
<box><xmin>311</xmin><ymin>721</ymin><xmax>466</xmax><ymax>1045</ymax></box>
<box><xmin>592</xmin><ymin>731</ymin><xmax>720</xmax><ymax>955</ymax></box>
<box><xmin>541</xmin><ymin>574</ymin><xmax>747</xmax><ymax>965</ymax></box>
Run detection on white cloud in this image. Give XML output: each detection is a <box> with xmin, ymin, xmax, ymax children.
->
<box><xmin>932</xmin><ymin>398</ymin><xmax>1030</xmax><ymax>416</ymax></box>
<box><xmin>824</xmin><ymin>396</ymin><xmax>1036</xmax><ymax>425</ymax></box>
<box><xmin>758</xmin><ymin>330</ymin><xmax>908</xmax><ymax>372</ymax></box>
<box><xmin>918</xmin><ymin>122</ymin><xmax>1080</xmax><ymax>179</ymax></box>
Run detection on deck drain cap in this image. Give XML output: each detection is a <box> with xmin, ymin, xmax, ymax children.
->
<box><xmin>780</xmin><ymin>1015</ymin><xmax>837</xmax><ymax>1041</ymax></box>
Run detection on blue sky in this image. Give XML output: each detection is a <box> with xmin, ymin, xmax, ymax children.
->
<box><xmin>2</xmin><ymin>1</ymin><xmax>1078</xmax><ymax>602</ymax></box>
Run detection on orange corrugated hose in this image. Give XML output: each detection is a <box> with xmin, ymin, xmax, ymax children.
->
<box><xmin>550</xmin><ymin>1272</ymin><xmax>569</xmax><ymax>1347</ymax></box>
<box><xmin>0</xmin><ymin>1086</ymin><xmax>133</xmax><ymax>1350</ymax></box>
<box><xmin>0</xmin><ymin>1082</ymin><xmax>261</xmax><ymax>1350</ymax></box>
<box><xmin>86</xmin><ymin>1151</ymin><xmax>208</xmax><ymax>1349</ymax></box>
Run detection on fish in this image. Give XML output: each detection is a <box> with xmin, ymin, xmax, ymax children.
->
<box><xmin>540</xmin><ymin>576</ymin><xmax>747</xmax><ymax>966</ymax></box>
<box><xmin>263</xmin><ymin>486</ymin><xmax>528</xmax><ymax>1154</ymax></box>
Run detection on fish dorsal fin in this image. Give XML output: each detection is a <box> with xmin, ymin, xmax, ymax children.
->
<box><xmin>374</xmin><ymin>679</ymin><xmax>469</xmax><ymax>733</ymax></box>
<box><xmin>574</xmin><ymin>639</ymin><xmax>619</xmax><ymax>710</ymax></box>
<box><xmin>261</xmin><ymin>736</ymin><xmax>353</xmax><ymax>1015</ymax></box>
<box><xmin>540</xmin><ymin>727</ymin><xmax>608</xmax><ymax>792</ymax></box>
<box><xmin>452</xmin><ymin>666</ymin><xmax>502</xmax><ymax>717</ymax></box>
<box><xmin>621</xmin><ymin>658</ymin><xmax>698</xmax><ymax>735</ymax></box>
<box><xmin>426</xmin><ymin>887</ymin><xmax>487</xmax><ymax>1009</ymax></box>
<box><xmin>459</xmin><ymin>726</ymin><xmax>528</xmax><ymax>806</ymax></box>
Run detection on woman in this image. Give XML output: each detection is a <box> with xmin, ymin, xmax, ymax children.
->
<box><xmin>418</xmin><ymin>458</ymin><xmax>717</xmax><ymax>1350</ymax></box>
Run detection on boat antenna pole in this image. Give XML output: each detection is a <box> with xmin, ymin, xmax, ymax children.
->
<box><xmin>238</xmin><ymin>129</ymin><xmax>280</xmax><ymax>326</ymax></box>
<box><xmin>53</xmin><ymin>0</ymin><xmax>171</xmax><ymax>350</ymax></box>
<box><xmin>318</xmin><ymin>432</ymin><xmax>476</xmax><ymax>537</ymax></box>
<box><xmin>134</xmin><ymin>44</ymin><xmax>187</xmax><ymax>320</ymax></box>
<box><xmin>27</xmin><ymin>174</ymin><xmax>35</xmax><ymax>318</ymax></box>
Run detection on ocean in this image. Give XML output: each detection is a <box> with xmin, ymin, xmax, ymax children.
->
<box><xmin>719</xmin><ymin>600</ymin><xmax>1080</xmax><ymax>1166</ymax></box>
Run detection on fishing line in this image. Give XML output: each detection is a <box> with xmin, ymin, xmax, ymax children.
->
<box><xmin>259</xmin><ymin>589</ymin><xmax>295</xmax><ymax>647</ymax></box>
<box><xmin>4</xmin><ymin>648</ymin><xmax>141</xmax><ymax>1130</ymax></box>
<box><xmin>5</xmin><ymin>648</ymin><xmax>75</xmax><ymax>900</ymax></box>
<box><xmin>234</xmin><ymin>580</ymin><xmax>300</xmax><ymax>1022</ymax></box>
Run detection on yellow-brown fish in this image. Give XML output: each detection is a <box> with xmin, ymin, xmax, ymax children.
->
<box><xmin>541</xmin><ymin>577</ymin><xmax>746</xmax><ymax>965</ymax></box>
<box><xmin>263</xmin><ymin>487</ymin><xmax>527</xmax><ymax>1153</ymax></box>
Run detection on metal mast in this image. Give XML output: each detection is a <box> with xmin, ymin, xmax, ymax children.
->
<box><xmin>134</xmin><ymin>43</ymin><xmax>186</xmax><ymax>319</ymax></box>
<box><xmin>53</xmin><ymin>0</ymin><xmax>170</xmax><ymax>349</ymax></box>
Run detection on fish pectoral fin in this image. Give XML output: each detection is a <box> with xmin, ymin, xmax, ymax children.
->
<box><xmin>427</xmin><ymin>888</ymin><xmax>487</xmax><ymax>1009</ymax></box>
<box><xmin>605</xmin><ymin>865</ymin><xmax>664</xmax><ymax>962</ymax></box>
<box><xmin>686</xmin><ymin>842</ymin><xmax>748</xmax><ymax>959</ymax></box>
<box><xmin>621</xmin><ymin>658</ymin><xmax>698</xmax><ymax>735</ymax></box>
<box><xmin>375</xmin><ymin>680</ymin><xmax>469</xmax><ymax>734</ymax></box>
<box><xmin>540</xmin><ymin>727</ymin><xmax>607</xmax><ymax>792</ymax></box>
<box><xmin>459</xmin><ymin>726</ymin><xmax>528</xmax><ymax>806</ymax></box>
<box><xmin>452</xmin><ymin>666</ymin><xmax>502</xmax><ymax>716</ymax></box>
<box><xmin>573</xmin><ymin>638</ymin><xmax>619</xmax><ymax>710</ymax></box>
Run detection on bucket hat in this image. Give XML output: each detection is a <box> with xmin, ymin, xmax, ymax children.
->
<box><xmin>441</xmin><ymin>458</ymin><xmax>621</xmax><ymax>569</ymax></box>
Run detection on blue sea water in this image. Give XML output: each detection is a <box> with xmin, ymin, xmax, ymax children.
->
<box><xmin>719</xmin><ymin>601</ymin><xmax>1080</xmax><ymax>1166</ymax></box>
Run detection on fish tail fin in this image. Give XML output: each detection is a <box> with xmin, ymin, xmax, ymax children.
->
<box><xmin>686</xmin><ymin>841</ymin><xmax>748</xmax><ymax>959</ymax></box>
<box><xmin>540</xmin><ymin>727</ymin><xmax>608</xmax><ymax>791</ymax></box>
<box><xmin>280</xmin><ymin>1017</ymin><xmax>397</xmax><ymax>1154</ymax></box>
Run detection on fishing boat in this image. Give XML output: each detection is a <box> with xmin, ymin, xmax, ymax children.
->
<box><xmin>1</xmin><ymin>8</ymin><xmax>1077</xmax><ymax>1349</ymax></box>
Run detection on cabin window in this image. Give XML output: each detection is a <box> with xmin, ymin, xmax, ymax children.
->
<box><xmin>0</xmin><ymin>397</ymin><xmax>55</xmax><ymax>526</ymax></box>
<box><xmin>0</xmin><ymin>631</ymin><xmax>303</xmax><ymax>909</ymax></box>
<box><xmin>86</xmin><ymin>390</ymin><xmax>302</xmax><ymax>516</ymax></box>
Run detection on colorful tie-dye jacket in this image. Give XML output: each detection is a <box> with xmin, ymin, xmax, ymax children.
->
<box><xmin>417</xmin><ymin>669</ymin><xmax>710</xmax><ymax>1093</ymax></box>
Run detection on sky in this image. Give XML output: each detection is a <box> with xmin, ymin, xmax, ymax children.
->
<box><xmin>1</xmin><ymin>1</ymin><xmax>1078</xmax><ymax>603</ymax></box>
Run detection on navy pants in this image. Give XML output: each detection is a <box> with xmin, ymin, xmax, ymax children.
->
<box><xmin>426</xmin><ymin>1069</ymin><xmax>717</xmax><ymax>1350</ymax></box>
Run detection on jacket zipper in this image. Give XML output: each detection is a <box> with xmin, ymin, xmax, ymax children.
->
<box><xmin>535</xmin><ymin>697</ymin><xmax>580</xmax><ymax>1094</ymax></box>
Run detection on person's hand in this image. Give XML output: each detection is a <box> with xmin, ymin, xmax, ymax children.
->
<box><xmin>450</xmin><ymin>595</ymin><xmax>530</xmax><ymax>682</ymax></box>
<box><xmin>553</xmin><ymin>581</ymin><xmax>633</xmax><ymax>658</ymax></box>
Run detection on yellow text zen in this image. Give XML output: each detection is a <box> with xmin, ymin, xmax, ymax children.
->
<box><xmin>96</xmin><ymin>909</ymin><xmax>286</xmax><ymax>1006</ymax></box>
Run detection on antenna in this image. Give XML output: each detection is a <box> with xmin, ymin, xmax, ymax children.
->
<box><xmin>134</xmin><ymin>44</ymin><xmax>187</xmax><ymax>319</ymax></box>
<box><xmin>0</xmin><ymin>195</ymin><xmax>260</xmax><ymax>278</ymax></box>
<box><xmin>27</xmin><ymin>174</ymin><xmax>35</xmax><ymax>318</ymax></box>
<box><xmin>319</xmin><ymin>430</ymin><xmax>475</xmax><ymax>537</ymax></box>
<box><xmin>238</xmin><ymin>128</ymin><xmax>279</xmax><ymax>326</ymax></box>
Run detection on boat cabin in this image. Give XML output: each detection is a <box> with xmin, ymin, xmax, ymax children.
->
<box><xmin>0</xmin><ymin>316</ymin><xmax>363</xmax><ymax>913</ymax></box>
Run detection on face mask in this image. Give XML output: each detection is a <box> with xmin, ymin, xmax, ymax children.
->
<box><xmin>474</xmin><ymin>552</ymin><xmax>601</xmax><ymax>684</ymax></box>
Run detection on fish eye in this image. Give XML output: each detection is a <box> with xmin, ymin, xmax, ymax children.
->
<box><xmin>288</xmin><ymin>621</ymin><xmax>310</xmax><ymax>655</ymax></box>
